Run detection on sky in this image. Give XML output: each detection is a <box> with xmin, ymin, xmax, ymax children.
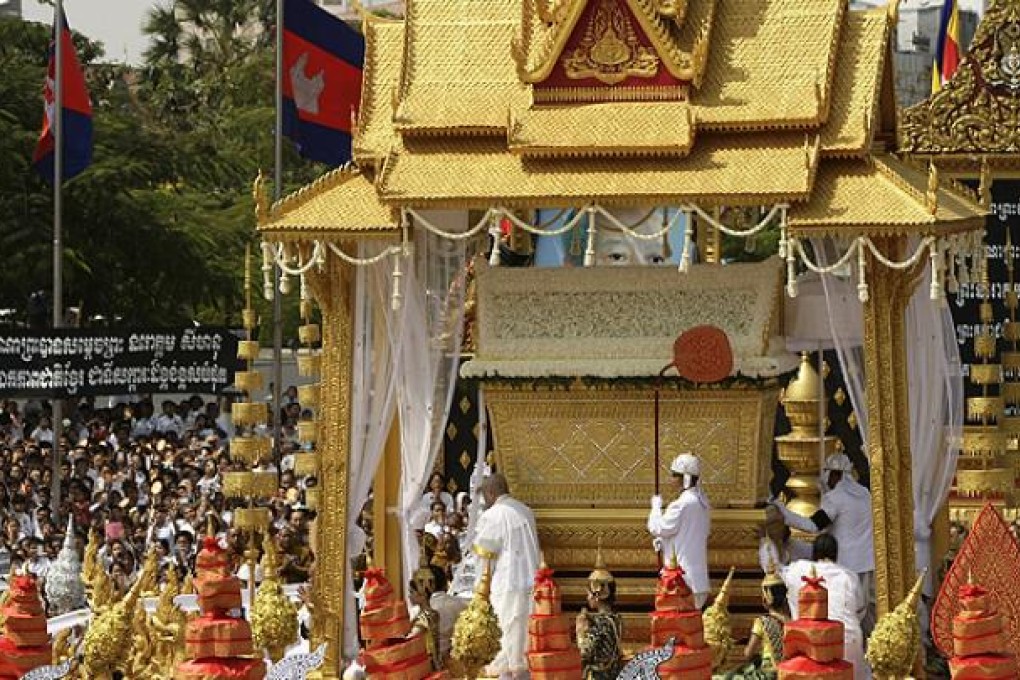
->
<box><xmin>21</xmin><ymin>0</ymin><xmax>157</xmax><ymax>64</ymax></box>
<box><xmin>20</xmin><ymin>0</ymin><xmax>988</xmax><ymax>66</ymax></box>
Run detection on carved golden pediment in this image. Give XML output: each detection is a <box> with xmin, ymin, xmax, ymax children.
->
<box><xmin>562</xmin><ymin>0</ymin><xmax>661</xmax><ymax>84</ymax></box>
<box><xmin>900</xmin><ymin>0</ymin><xmax>1020</xmax><ymax>156</ymax></box>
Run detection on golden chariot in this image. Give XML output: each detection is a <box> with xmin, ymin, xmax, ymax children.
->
<box><xmin>255</xmin><ymin>0</ymin><xmax>989</xmax><ymax>674</ymax></box>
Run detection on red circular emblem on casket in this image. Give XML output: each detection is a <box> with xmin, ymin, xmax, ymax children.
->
<box><xmin>671</xmin><ymin>326</ymin><xmax>734</xmax><ymax>383</ymax></box>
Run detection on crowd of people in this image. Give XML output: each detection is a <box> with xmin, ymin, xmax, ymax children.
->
<box><xmin>0</xmin><ymin>391</ymin><xmax>318</xmax><ymax>608</ymax></box>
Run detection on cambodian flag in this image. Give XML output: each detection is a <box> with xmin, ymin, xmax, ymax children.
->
<box><xmin>32</xmin><ymin>8</ymin><xmax>93</xmax><ymax>184</ymax></box>
<box><xmin>932</xmin><ymin>0</ymin><xmax>961</xmax><ymax>94</ymax></box>
<box><xmin>282</xmin><ymin>0</ymin><xmax>365</xmax><ymax>166</ymax></box>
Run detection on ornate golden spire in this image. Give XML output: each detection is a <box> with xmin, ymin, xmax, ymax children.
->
<box><xmin>866</xmin><ymin>570</ymin><xmax>926</xmax><ymax>678</ymax></box>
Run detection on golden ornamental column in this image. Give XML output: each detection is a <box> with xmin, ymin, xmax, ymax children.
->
<box><xmin>861</xmin><ymin>237</ymin><xmax>923</xmax><ymax>617</ymax></box>
<box><xmin>305</xmin><ymin>251</ymin><xmax>355</xmax><ymax>678</ymax></box>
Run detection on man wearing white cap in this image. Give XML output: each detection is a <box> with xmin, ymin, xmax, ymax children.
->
<box><xmin>647</xmin><ymin>453</ymin><xmax>711</xmax><ymax>608</ymax></box>
<box><xmin>772</xmin><ymin>452</ymin><xmax>876</xmax><ymax>635</ymax></box>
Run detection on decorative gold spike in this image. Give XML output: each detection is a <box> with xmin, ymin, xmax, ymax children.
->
<box><xmin>927</xmin><ymin>161</ymin><xmax>940</xmax><ymax>215</ymax></box>
<box><xmin>979</xmin><ymin>156</ymin><xmax>992</xmax><ymax>209</ymax></box>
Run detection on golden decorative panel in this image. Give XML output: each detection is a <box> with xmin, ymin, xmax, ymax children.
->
<box><xmin>486</xmin><ymin>386</ymin><xmax>778</xmax><ymax>509</ymax></box>
<box><xmin>562</xmin><ymin>0</ymin><xmax>661</xmax><ymax>84</ymax></box>
<box><xmin>901</xmin><ymin>1</ymin><xmax>1020</xmax><ymax>157</ymax></box>
<box><xmin>354</xmin><ymin>16</ymin><xmax>404</xmax><ymax>167</ymax></box>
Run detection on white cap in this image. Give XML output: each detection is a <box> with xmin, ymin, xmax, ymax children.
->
<box><xmin>670</xmin><ymin>453</ymin><xmax>700</xmax><ymax>477</ymax></box>
<box><xmin>822</xmin><ymin>453</ymin><xmax>854</xmax><ymax>474</ymax></box>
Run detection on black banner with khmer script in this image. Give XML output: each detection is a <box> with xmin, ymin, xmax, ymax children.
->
<box><xmin>0</xmin><ymin>328</ymin><xmax>240</xmax><ymax>397</ymax></box>
<box><xmin>952</xmin><ymin>180</ymin><xmax>1020</xmax><ymax>399</ymax></box>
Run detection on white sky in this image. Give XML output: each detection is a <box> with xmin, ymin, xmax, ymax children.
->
<box><xmin>22</xmin><ymin>0</ymin><xmax>157</xmax><ymax>64</ymax></box>
<box><xmin>20</xmin><ymin>0</ymin><xmax>988</xmax><ymax>66</ymax></box>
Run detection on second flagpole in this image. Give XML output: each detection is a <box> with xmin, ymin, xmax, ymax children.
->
<box><xmin>51</xmin><ymin>0</ymin><xmax>65</xmax><ymax>518</ymax></box>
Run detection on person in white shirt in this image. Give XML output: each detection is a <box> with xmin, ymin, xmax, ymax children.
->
<box><xmin>420</xmin><ymin>472</ymin><xmax>454</xmax><ymax>515</ymax></box>
<box><xmin>783</xmin><ymin>535</ymin><xmax>869</xmax><ymax>680</ymax></box>
<box><xmin>29</xmin><ymin>416</ymin><xmax>54</xmax><ymax>444</ymax></box>
<box><xmin>773</xmin><ymin>453</ymin><xmax>876</xmax><ymax>635</ymax></box>
<box><xmin>153</xmin><ymin>401</ymin><xmax>185</xmax><ymax>439</ymax></box>
<box><xmin>647</xmin><ymin>453</ymin><xmax>712</xmax><ymax>608</ymax></box>
<box><xmin>423</xmin><ymin>501</ymin><xmax>447</xmax><ymax>539</ymax></box>
<box><xmin>473</xmin><ymin>473</ymin><xmax>541</xmax><ymax>680</ymax></box>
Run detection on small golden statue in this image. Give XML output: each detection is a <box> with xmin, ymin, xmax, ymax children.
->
<box><xmin>82</xmin><ymin>552</ymin><xmax>156</xmax><ymax>679</ymax></box>
<box><xmin>148</xmin><ymin>565</ymin><xmax>188</xmax><ymax>678</ymax></box>
<box><xmin>576</xmin><ymin>544</ymin><xmax>623</xmax><ymax>680</ymax></box>
<box><xmin>451</xmin><ymin>558</ymin><xmax>502</xmax><ymax>679</ymax></box>
<box><xmin>409</xmin><ymin>544</ymin><xmax>442</xmax><ymax>672</ymax></box>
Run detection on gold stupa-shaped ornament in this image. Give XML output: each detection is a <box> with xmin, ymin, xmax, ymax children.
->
<box><xmin>957</xmin><ymin>238</ymin><xmax>1013</xmax><ymax>501</ymax></box>
<box><xmin>703</xmin><ymin>567</ymin><xmax>736</xmax><ymax>672</ymax></box>
<box><xmin>866</xmin><ymin>570</ymin><xmax>925</xmax><ymax>679</ymax></box>
<box><xmin>774</xmin><ymin>353</ymin><xmax>840</xmax><ymax>517</ymax></box>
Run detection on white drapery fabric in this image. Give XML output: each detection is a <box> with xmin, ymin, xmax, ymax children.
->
<box><xmin>395</xmin><ymin>226</ymin><xmax>479</xmax><ymax>589</ymax></box>
<box><xmin>812</xmin><ymin>239</ymin><xmax>962</xmax><ymax>595</ymax></box>
<box><xmin>342</xmin><ymin>242</ymin><xmax>401</xmax><ymax>657</ymax></box>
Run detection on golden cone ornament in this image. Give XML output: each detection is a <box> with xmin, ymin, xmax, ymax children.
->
<box><xmin>703</xmin><ymin>567</ymin><xmax>736</xmax><ymax>671</ymax></box>
<box><xmin>251</xmin><ymin>536</ymin><xmax>298</xmax><ymax>662</ymax></box>
<box><xmin>866</xmin><ymin>570</ymin><xmax>925</xmax><ymax>678</ymax></box>
<box><xmin>451</xmin><ymin>560</ymin><xmax>502</xmax><ymax>679</ymax></box>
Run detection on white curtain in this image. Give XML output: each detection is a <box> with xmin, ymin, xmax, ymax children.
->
<box><xmin>813</xmin><ymin>239</ymin><xmax>962</xmax><ymax>594</ymax></box>
<box><xmin>395</xmin><ymin>226</ymin><xmax>478</xmax><ymax>589</ymax></box>
<box><xmin>341</xmin><ymin>242</ymin><xmax>401</xmax><ymax>657</ymax></box>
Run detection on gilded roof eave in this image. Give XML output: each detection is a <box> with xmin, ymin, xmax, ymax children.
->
<box><xmin>377</xmin><ymin>133</ymin><xmax>821</xmax><ymax>209</ymax></box>
<box><xmin>507</xmin><ymin>101</ymin><xmax>696</xmax><ymax>157</ymax></box>
<box><xmin>353</xmin><ymin>15</ymin><xmax>404</xmax><ymax>168</ymax></box>
<box><xmin>257</xmin><ymin>168</ymin><xmax>400</xmax><ymax>240</ymax></box>
<box><xmin>818</xmin><ymin>9</ymin><xmax>889</xmax><ymax>157</ymax></box>
<box><xmin>693</xmin><ymin>0</ymin><xmax>845</xmax><ymax>131</ymax></box>
<box><xmin>787</xmin><ymin>156</ymin><xmax>987</xmax><ymax>238</ymax></box>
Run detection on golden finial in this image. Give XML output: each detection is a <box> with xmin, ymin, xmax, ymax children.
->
<box><xmin>979</xmin><ymin>156</ymin><xmax>992</xmax><ymax>209</ymax></box>
<box><xmin>595</xmin><ymin>536</ymin><xmax>606</xmax><ymax>569</ymax></box>
<box><xmin>888</xmin><ymin>0</ymin><xmax>901</xmax><ymax>24</ymax></box>
<box><xmin>927</xmin><ymin>161</ymin><xmax>940</xmax><ymax>215</ymax></box>
<box><xmin>206</xmin><ymin>514</ymin><xmax>215</xmax><ymax>539</ymax></box>
<box><xmin>253</xmin><ymin>170</ymin><xmax>269</xmax><ymax>225</ymax></box>
<box><xmin>866</xmin><ymin>570</ymin><xmax>927</xmax><ymax>677</ymax></box>
<box><xmin>539</xmin><ymin>552</ymin><xmax>548</xmax><ymax>570</ymax></box>
<box><xmin>668</xmin><ymin>548</ymin><xmax>679</xmax><ymax>570</ymax></box>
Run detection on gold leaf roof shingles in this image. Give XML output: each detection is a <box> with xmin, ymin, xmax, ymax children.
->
<box><xmin>819</xmin><ymin>9</ymin><xmax>889</xmax><ymax>157</ymax></box>
<box><xmin>788</xmin><ymin>156</ymin><xmax>986</xmax><ymax>236</ymax></box>
<box><xmin>694</xmin><ymin>0</ymin><xmax>845</xmax><ymax>130</ymax></box>
<box><xmin>378</xmin><ymin>133</ymin><xmax>819</xmax><ymax>208</ymax></box>
<box><xmin>508</xmin><ymin>102</ymin><xmax>696</xmax><ymax>157</ymax></box>
<box><xmin>394</xmin><ymin>0</ymin><xmax>527</xmax><ymax>135</ymax></box>
<box><xmin>353</xmin><ymin>15</ymin><xmax>404</xmax><ymax>167</ymax></box>
<box><xmin>258</xmin><ymin>169</ymin><xmax>399</xmax><ymax>238</ymax></box>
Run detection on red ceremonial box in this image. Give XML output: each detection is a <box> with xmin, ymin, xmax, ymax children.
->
<box><xmin>527</xmin><ymin>565</ymin><xmax>582</xmax><ymax>680</ymax></box>
<box><xmin>647</xmin><ymin>561</ymin><xmax>711</xmax><ymax>680</ymax></box>
<box><xmin>356</xmin><ymin>566</ymin><xmax>433</xmax><ymax>680</ymax></box>
<box><xmin>949</xmin><ymin>582</ymin><xmax>1019</xmax><ymax>679</ymax></box>
<box><xmin>778</xmin><ymin>570</ymin><xmax>852</xmax><ymax>680</ymax></box>
<box><xmin>174</xmin><ymin>537</ymin><xmax>265</xmax><ymax>680</ymax></box>
<box><xmin>0</xmin><ymin>573</ymin><xmax>51</xmax><ymax>679</ymax></box>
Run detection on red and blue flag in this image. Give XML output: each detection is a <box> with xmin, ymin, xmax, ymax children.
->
<box><xmin>283</xmin><ymin>0</ymin><xmax>365</xmax><ymax>166</ymax></box>
<box><xmin>33</xmin><ymin>8</ymin><xmax>93</xmax><ymax>184</ymax></box>
<box><xmin>932</xmin><ymin>0</ymin><xmax>962</xmax><ymax>93</ymax></box>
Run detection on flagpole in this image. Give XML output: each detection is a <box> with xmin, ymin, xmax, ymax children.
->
<box><xmin>272</xmin><ymin>0</ymin><xmax>284</xmax><ymax>474</ymax></box>
<box><xmin>50</xmin><ymin>0</ymin><xmax>65</xmax><ymax>519</ymax></box>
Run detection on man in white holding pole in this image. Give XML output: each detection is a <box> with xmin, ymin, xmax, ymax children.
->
<box><xmin>472</xmin><ymin>473</ymin><xmax>541</xmax><ymax>680</ymax></box>
<box><xmin>771</xmin><ymin>453</ymin><xmax>876</xmax><ymax>636</ymax></box>
<box><xmin>647</xmin><ymin>453</ymin><xmax>712</xmax><ymax>608</ymax></box>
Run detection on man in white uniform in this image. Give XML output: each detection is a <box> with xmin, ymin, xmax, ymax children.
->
<box><xmin>647</xmin><ymin>453</ymin><xmax>711</xmax><ymax>608</ymax></box>
<box><xmin>473</xmin><ymin>473</ymin><xmax>541</xmax><ymax>679</ymax></box>
<box><xmin>784</xmin><ymin>535</ymin><xmax>869</xmax><ymax>680</ymax></box>
<box><xmin>773</xmin><ymin>453</ymin><xmax>876</xmax><ymax>635</ymax></box>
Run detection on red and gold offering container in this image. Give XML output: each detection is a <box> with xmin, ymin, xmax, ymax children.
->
<box><xmin>174</xmin><ymin>537</ymin><xmax>265</xmax><ymax>680</ymax></box>
<box><xmin>0</xmin><ymin>573</ymin><xmax>51</xmax><ymax>679</ymax></box>
<box><xmin>526</xmin><ymin>563</ymin><xmax>582</xmax><ymax>680</ymax></box>
<box><xmin>778</xmin><ymin>569</ymin><xmax>852</xmax><ymax>680</ymax></box>
<box><xmin>949</xmin><ymin>581</ymin><xmax>1019</xmax><ymax>679</ymax></box>
<box><xmin>647</xmin><ymin>559</ymin><xmax>711</xmax><ymax>680</ymax></box>
<box><xmin>355</xmin><ymin>564</ymin><xmax>434</xmax><ymax>680</ymax></box>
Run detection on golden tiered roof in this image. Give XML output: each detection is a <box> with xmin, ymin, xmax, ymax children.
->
<box><xmin>258</xmin><ymin>0</ymin><xmax>985</xmax><ymax>235</ymax></box>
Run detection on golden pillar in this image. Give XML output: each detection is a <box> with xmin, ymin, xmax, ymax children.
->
<box><xmin>306</xmin><ymin>254</ymin><xmax>354</xmax><ymax>677</ymax></box>
<box><xmin>861</xmin><ymin>238</ymin><xmax>922</xmax><ymax>616</ymax></box>
<box><xmin>373</xmin><ymin>419</ymin><xmax>404</xmax><ymax>589</ymax></box>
